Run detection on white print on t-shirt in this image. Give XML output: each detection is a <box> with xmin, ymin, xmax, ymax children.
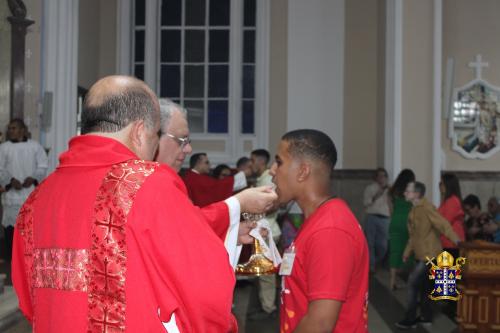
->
<box><xmin>279</xmin><ymin>245</ymin><xmax>296</xmax><ymax>276</ymax></box>
<box><xmin>280</xmin><ymin>277</ymin><xmax>290</xmax><ymax>305</ymax></box>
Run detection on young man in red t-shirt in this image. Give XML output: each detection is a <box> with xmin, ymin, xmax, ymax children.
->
<box><xmin>270</xmin><ymin>129</ymin><xmax>369</xmax><ymax>332</ymax></box>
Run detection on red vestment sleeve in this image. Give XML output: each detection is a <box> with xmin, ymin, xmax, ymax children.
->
<box><xmin>11</xmin><ymin>226</ymin><xmax>33</xmax><ymax>323</ymax></box>
<box><xmin>183</xmin><ymin>170</ymin><xmax>235</xmax><ymax>207</ymax></box>
<box><xmin>199</xmin><ymin>201</ymin><xmax>230</xmax><ymax>241</ymax></box>
<box><xmin>126</xmin><ymin>170</ymin><xmax>236</xmax><ymax>332</ymax></box>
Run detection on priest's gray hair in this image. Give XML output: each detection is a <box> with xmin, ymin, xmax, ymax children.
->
<box><xmin>159</xmin><ymin>98</ymin><xmax>187</xmax><ymax>129</ymax></box>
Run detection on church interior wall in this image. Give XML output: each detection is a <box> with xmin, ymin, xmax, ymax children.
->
<box><xmin>342</xmin><ymin>0</ymin><xmax>380</xmax><ymax>170</ymax></box>
<box><xmin>286</xmin><ymin>0</ymin><xmax>345</xmax><ymax>167</ymax></box>
<box><xmin>442</xmin><ymin>0</ymin><xmax>500</xmax><ymax>172</ymax></box>
<box><xmin>267</xmin><ymin>0</ymin><xmax>288</xmax><ymax>157</ymax></box>
<box><xmin>78</xmin><ymin>0</ymin><xmax>117</xmax><ymax>90</ymax></box>
<box><xmin>23</xmin><ymin>0</ymin><xmax>42</xmax><ymax>141</ymax></box>
<box><xmin>401</xmin><ymin>0</ymin><xmax>434</xmax><ymax>197</ymax></box>
<box><xmin>0</xmin><ymin>1</ymin><xmax>12</xmax><ymax>136</ymax></box>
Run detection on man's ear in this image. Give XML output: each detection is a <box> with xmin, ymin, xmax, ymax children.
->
<box><xmin>129</xmin><ymin>120</ymin><xmax>146</xmax><ymax>149</ymax></box>
<box><xmin>296</xmin><ymin>161</ymin><xmax>311</xmax><ymax>182</ymax></box>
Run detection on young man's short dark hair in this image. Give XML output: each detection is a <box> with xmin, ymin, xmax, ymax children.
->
<box><xmin>282</xmin><ymin>129</ymin><xmax>337</xmax><ymax>179</ymax></box>
<box><xmin>236</xmin><ymin>156</ymin><xmax>250</xmax><ymax>169</ymax></box>
<box><xmin>250</xmin><ymin>149</ymin><xmax>270</xmax><ymax>165</ymax></box>
<box><xmin>189</xmin><ymin>153</ymin><xmax>207</xmax><ymax>169</ymax></box>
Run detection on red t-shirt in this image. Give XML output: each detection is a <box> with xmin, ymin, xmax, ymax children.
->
<box><xmin>280</xmin><ymin>199</ymin><xmax>369</xmax><ymax>333</ymax></box>
<box><xmin>438</xmin><ymin>195</ymin><xmax>465</xmax><ymax>248</ymax></box>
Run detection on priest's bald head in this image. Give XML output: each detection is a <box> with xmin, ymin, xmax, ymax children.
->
<box><xmin>81</xmin><ymin>76</ymin><xmax>161</xmax><ymax>161</ymax></box>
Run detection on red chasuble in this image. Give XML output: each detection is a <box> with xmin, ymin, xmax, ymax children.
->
<box><xmin>12</xmin><ymin>135</ymin><xmax>236</xmax><ymax>333</ymax></box>
<box><xmin>183</xmin><ymin>170</ymin><xmax>235</xmax><ymax>207</ymax></box>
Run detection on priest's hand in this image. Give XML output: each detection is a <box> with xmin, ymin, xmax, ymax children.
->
<box><xmin>10</xmin><ymin>178</ymin><xmax>22</xmax><ymax>190</ymax></box>
<box><xmin>234</xmin><ymin>186</ymin><xmax>278</xmax><ymax>214</ymax></box>
<box><xmin>23</xmin><ymin>177</ymin><xmax>36</xmax><ymax>188</ymax></box>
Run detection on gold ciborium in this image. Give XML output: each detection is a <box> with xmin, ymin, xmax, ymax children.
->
<box><xmin>235</xmin><ymin>213</ymin><xmax>278</xmax><ymax>276</ymax></box>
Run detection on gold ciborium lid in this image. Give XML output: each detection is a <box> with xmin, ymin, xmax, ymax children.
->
<box><xmin>235</xmin><ymin>238</ymin><xmax>278</xmax><ymax>276</ymax></box>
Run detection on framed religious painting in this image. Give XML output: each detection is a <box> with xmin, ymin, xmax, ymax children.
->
<box><xmin>449</xmin><ymin>79</ymin><xmax>500</xmax><ymax>159</ymax></box>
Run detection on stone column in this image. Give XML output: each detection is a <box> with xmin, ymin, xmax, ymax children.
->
<box><xmin>7</xmin><ymin>0</ymin><xmax>34</xmax><ymax>120</ymax></box>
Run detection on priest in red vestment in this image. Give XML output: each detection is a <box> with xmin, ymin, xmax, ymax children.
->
<box><xmin>155</xmin><ymin>98</ymin><xmax>277</xmax><ymax>267</ymax></box>
<box><xmin>183</xmin><ymin>153</ymin><xmax>249</xmax><ymax>207</ymax></box>
<box><xmin>11</xmin><ymin>76</ymin><xmax>254</xmax><ymax>333</ymax></box>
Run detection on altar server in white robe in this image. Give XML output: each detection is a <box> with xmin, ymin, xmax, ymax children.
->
<box><xmin>0</xmin><ymin>119</ymin><xmax>48</xmax><ymax>260</ymax></box>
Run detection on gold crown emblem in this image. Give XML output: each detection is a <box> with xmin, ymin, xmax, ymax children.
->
<box><xmin>437</xmin><ymin>251</ymin><xmax>454</xmax><ymax>268</ymax></box>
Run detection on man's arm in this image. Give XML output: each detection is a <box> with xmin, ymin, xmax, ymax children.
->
<box><xmin>32</xmin><ymin>142</ymin><xmax>49</xmax><ymax>183</ymax></box>
<box><xmin>11</xmin><ymin>223</ymin><xmax>34</xmax><ymax>323</ymax></box>
<box><xmin>293</xmin><ymin>300</ymin><xmax>342</xmax><ymax>333</ymax></box>
<box><xmin>199</xmin><ymin>186</ymin><xmax>277</xmax><ymax>268</ymax></box>
<box><xmin>0</xmin><ymin>145</ymin><xmax>12</xmax><ymax>187</ymax></box>
<box><xmin>428</xmin><ymin>207</ymin><xmax>460</xmax><ymax>244</ymax></box>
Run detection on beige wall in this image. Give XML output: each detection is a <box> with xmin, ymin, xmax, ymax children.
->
<box><xmin>343</xmin><ymin>0</ymin><xmax>380</xmax><ymax>169</ymax></box>
<box><xmin>0</xmin><ymin>2</ymin><xmax>11</xmax><ymax>135</ymax></box>
<box><xmin>401</xmin><ymin>0</ymin><xmax>434</xmax><ymax>196</ymax></box>
<box><xmin>78</xmin><ymin>0</ymin><xmax>117</xmax><ymax>89</ymax></box>
<box><xmin>268</xmin><ymin>0</ymin><xmax>288</xmax><ymax>156</ymax></box>
<box><xmin>442</xmin><ymin>0</ymin><xmax>500</xmax><ymax>171</ymax></box>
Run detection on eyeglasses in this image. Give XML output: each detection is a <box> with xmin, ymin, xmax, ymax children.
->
<box><xmin>164</xmin><ymin>132</ymin><xmax>192</xmax><ymax>149</ymax></box>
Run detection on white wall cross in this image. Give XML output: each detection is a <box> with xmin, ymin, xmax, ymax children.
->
<box><xmin>468</xmin><ymin>54</ymin><xmax>489</xmax><ymax>79</ymax></box>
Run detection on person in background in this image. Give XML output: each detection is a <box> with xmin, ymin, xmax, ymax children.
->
<box><xmin>396</xmin><ymin>181</ymin><xmax>460</xmax><ymax>329</ymax></box>
<box><xmin>248</xmin><ymin>148</ymin><xmax>282</xmax><ymax>321</ymax></box>
<box><xmin>0</xmin><ymin>119</ymin><xmax>48</xmax><ymax>262</ymax></box>
<box><xmin>213</xmin><ymin>164</ymin><xmax>232</xmax><ymax>179</ymax></box>
<box><xmin>487</xmin><ymin>196</ymin><xmax>500</xmax><ymax>222</ymax></box>
<box><xmin>463</xmin><ymin>194</ymin><xmax>484</xmax><ymax>241</ymax></box>
<box><xmin>438</xmin><ymin>173</ymin><xmax>465</xmax><ymax>259</ymax></box>
<box><xmin>363</xmin><ymin>167</ymin><xmax>390</xmax><ymax>273</ymax></box>
<box><xmin>183</xmin><ymin>153</ymin><xmax>250</xmax><ymax>207</ymax></box>
<box><xmin>388</xmin><ymin>168</ymin><xmax>415</xmax><ymax>291</ymax></box>
<box><xmin>236</xmin><ymin>156</ymin><xmax>252</xmax><ymax>176</ymax></box>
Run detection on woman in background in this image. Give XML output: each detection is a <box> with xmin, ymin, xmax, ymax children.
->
<box><xmin>388</xmin><ymin>169</ymin><xmax>415</xmax><ymax>290</ymax></box>
<box><xmin>212</xmin><ymin>164</ymin><xmax>232</xmax><ymax>179</ymax></box>
<box><xmin>438</xmin><ymin>173</ymin><xmax>465</xmax><ymax>258</ymax></box>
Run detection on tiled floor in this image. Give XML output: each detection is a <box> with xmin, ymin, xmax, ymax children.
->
<box><xmin>0</xmin><ymin>263</ymin><xmax>458</xmax><ymax>333</ymax></box>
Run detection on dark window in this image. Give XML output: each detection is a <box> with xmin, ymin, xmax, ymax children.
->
<box><xmin>135</xmin><ymin>30</ymin><xmax>145</xmax><ymax>62</ymax></box>
<box><xmin>134</xmin><ymin>64</ymin><xmax>144</xmax><ymax>81</ymax></box>
<box><xmin>162</xmin><ymin>0</ymin><xmax>182</xmax><ymax>26</ymax></box>
<box><xmin>243</xmin><ymin>30</ymin><xmax>255</xmax><ymax>63</ymax></box>
<box><xmin>208</xmin><ymin>100</ymin><xmax>228</xmax><ymax>133</ymax></box>
<box><xmin>161</xmin><ymin>30</ymin><xmax>181</xmax><ymax>62</ymax></box>
<box><xmin>160</xmin><ymin>65</ymin><xmax>180</xmax><ymax>97</ymax></box>
<box><xmin>209</xmin><ymin>0</ymin><xmax>230</xmax><ymax>26</ymax></box>
<box><xmin>243</xmin><ymin>0</ymin><xmax>256</xmax><ymax>27</ymax></box>
<box><xmin>208</xmin><ymin>65</ymin><xmax>229</xmax><ymax>97</ymax></box>
<box><xmin>242</xmin><ymin>65</ymin><xmax>255</xmax><ymax>99</ymax></box>
<box><xmin>135</xmin><ymin>0</ymin><xmax>146</xmax><ymax>26</ymax></box>
<box><xmin>185</xmin><ymin>30</ymin><xmax>205</xmax><ymax>62</ymax></box>
<box><xmin>184</xmin><ymin>65</ymin><xmax>205</xmax><ymax>97</ymax></box>
<box><xmin>242</xmin><ymin>100</ymin><xmax>254</xmax><ymax>133</ymax></box>
<box><xmin>209</xmin><ymin>30</ymin><xmax>229</xmax><ymax>62</ymax></box>
<box><xmin>185</xmin><ymin>0</ymin><xmax>205</xmax><ymax>26</ymax></box>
